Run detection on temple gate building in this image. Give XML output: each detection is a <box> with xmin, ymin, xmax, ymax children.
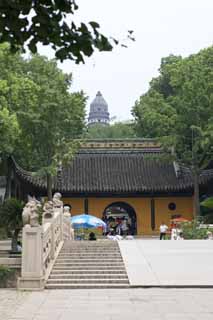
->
<box><xmin>11</xmin><ymin>139</ymin><xmax>213</xmax><ymax>235</ymax></box>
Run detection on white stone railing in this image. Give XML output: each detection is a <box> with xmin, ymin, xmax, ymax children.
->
<box><xmin>63</xmin><ymin>215</ymin><xmax>72</xmax><ymax>240</ymax></box>
<box><xmin>42</xmin><ymin>222</ymin><xmax>52</xmax><ymax>275</ymax></box>
<box><xmin>18</xmin><ymin>206</ymin><xmax>71</xmax><ymax>290</ymax></box>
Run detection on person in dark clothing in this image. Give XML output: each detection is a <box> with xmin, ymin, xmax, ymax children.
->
<box><xmin>89</xmin><ymin>232</ymin><xmax>97</xmax><ymax>241</ymax></box>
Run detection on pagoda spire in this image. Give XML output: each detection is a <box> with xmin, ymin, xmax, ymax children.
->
<box><xmin>88</xmin><ymin>91</ymin><xmax>110</xmax><ymax>126</ymax></box>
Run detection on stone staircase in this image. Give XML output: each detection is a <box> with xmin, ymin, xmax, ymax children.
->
<box><xmin>46</xmin><ymin>240</ymin><xmax>129</xmax><ymax>289</ymax></box>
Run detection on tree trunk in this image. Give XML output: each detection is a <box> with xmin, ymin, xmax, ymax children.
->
<box><xmin>193</xmin><ymin>169</ymin><xmax>200</xmax><ymax>219</ymax></box>
<box><xmin>5</xmin><ymin>157</ymin><xmax>12</xmax><ymax>200</ymax></box>
<box><xmin>11</xmin><ymin>228</ymin><xmax>20</xmax><ymax>252</ymax></box>
<box><xmin>47</xmin><ymin>173</ymin><xmax>53</xmax><ymax>200</ymax></box>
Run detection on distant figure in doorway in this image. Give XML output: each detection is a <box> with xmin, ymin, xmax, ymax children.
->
<box><xmin>159</xmin><ymin>222</ymin><xmax>168</xmax><ymax>240</ymax></box>
<box><xmin>89</xmin><ymin>232</ymin><xmax>97</xmax><ymax>241</ymax></box>
<box><xmin>17</xmin><ymin>241</ymin><xmax>22</xmax><ymax>253</ymax></box>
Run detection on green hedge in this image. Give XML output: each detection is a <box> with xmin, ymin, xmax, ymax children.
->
<box><xmin>0</xmin><ymin>265</ymin><xmax>15</xmax><ymax>287</ymax></box>
<box><xmin>181</xmin><ymin>220</ymin><xmax>210</xmax><ymax>239</ymax></box>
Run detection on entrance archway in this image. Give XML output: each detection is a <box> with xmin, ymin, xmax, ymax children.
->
<box><xmin>103</xmin><ymin>202</ymin><xmax>137</xmax><ymax>235</ymax></box>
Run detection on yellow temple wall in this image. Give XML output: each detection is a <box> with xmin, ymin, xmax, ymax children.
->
<box><xmin>62</xmin><ymin>196</ymin><xmax>194</xmax><ymax>235</ymax></box>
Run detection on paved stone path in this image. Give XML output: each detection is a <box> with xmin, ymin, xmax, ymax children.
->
<box><xmin>119</xmin><ymin>240</ymin><xmax>213</xmax><ymax>286</ymax></box>
<box><xmin>1</xmin><ymin>288</ymin><xmax>213</xmax><ymax>320</ymax></box>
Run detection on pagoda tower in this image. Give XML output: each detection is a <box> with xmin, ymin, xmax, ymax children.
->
<box><xmin>88</xmin><ymin>91</ymin><xmax>110</xmax><ymax>126</ymax></box>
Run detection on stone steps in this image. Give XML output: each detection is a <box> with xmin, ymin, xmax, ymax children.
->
<box><xmin>47</xmin><ymin>278</ymin><xmax>129</xmax><ymax>284</ymax></box>
<box><xmin>46</xmin><ymin>240</ymin><xmax>129</xmax><ymax>289</ymax></box>
<box><xmin>54</xmin><ymin>262</ymin><xmax>124</xmax><ymax>266</ymax></box>
<box><xmin>46</xmin><ymin>283</ymin><xmax>129</xmax><ymax>289</ymax></box>
<box><xmin>58</xmin><ymin>253</ymin><xmax>121</xmax><ymax>257</ymax></box>
<box><xmin>53</xmin><ymin>264</ymin><xmax>125</xmax><ymax>271</ymax></box>
<box><xmin>51</xmin><ymin>269</ymin><xmax>126</xmax><ymax>274</ymax></box>
<box><xmin>57</xmin><ymin>257</ymin><xmax>123</xmax><ymax>263</ymax></box>
<box><xmin>49</xmin><ymin>273</ymin><xmax>127</xmax><ymax>279</ymax></box>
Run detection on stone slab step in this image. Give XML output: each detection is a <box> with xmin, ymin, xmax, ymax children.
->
<box><xmin>63</xmin><ymin>248</ymin><xmax>120</xmax><ymax>250</ymax></box>
<box><xmin>47</xmin><ymin>279</ymin><xmax>129</xmax><ymax>284</ymax></box>
<box><xmin>62</xmin><ymin>248</ymin><xmax>119</xmax><ymax>251</ymax></box>
<box><xmin>58</xmin><ymin>253</ymin><xmax>121</xmax><ymax>257</ymax></box>
<box><xmin>45</xmin><ymin>283</ymin><xmax>129</xmax><ymax>289</ymax></box>
<box><xmin>51</xmin><ymin>269</ymin><xmax>126</xmax><ymax>274</ymax></box>
<box><xmin>54</xmin><ymin>263</ymin><xmax>124</xmax><ymax>267</ymax></box>
<box><xmin>56</xmin><ymin>259</ymin><xmax>123</xmax><ymax>263</ymax></box>
<box><xmin>53</xmin><ymin>263</ymin><xmax>125</xmax><ymax>268</ymax></box>
<box><xmin>49</xmin><ymin>274</ymin><xmax>128</xmax><ymax>279</ymax></box>
<box><xmin>60</xmin><ymin>250</ymin><xmax>120</xmax><ymax>255</ymax></box>
<box><xmin>63</xmin><ymin>245</ymin><xmax>119</xmax><ymax>249</ymax></box>
<box><xmin>52</xmin><ymin>268</ymin><xmax>126</xmax><ymax>273</ymax></box>
<box><xmin>64</xmin><ymin>240</ymin><xmax>118</xmax><ymax>247</ymax></box>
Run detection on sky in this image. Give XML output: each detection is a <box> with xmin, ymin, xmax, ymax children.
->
<box><xmin>39</xmin><ymin>0</ymin><xmax>213</xmax><ymax>121</ymax></box>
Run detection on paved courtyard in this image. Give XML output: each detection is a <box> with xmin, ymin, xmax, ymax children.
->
<box><xmin>1</xmin><ymin>288</ymin><xmax>213</xmax><ymax>320</ymax></box>
<box><xmin>119</xmin><ymin>240</ymin><xmax>213</xmax><ymax>286</ymax></box>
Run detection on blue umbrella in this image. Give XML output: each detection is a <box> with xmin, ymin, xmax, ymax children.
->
<box><xmin>70</xmin><ymin>214</ymin><xmax>106</xmax><ymax>229</ymax></box>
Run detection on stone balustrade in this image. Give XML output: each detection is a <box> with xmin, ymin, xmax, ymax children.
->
<box><xmin>18</xmin><ymin>204</ymin><xmax>71</xmax><ymax>290</ymax></box>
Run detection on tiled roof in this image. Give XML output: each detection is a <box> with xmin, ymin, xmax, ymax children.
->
<box><xmin>13</xmin><ymin>151</ymin><xmax>213</xmax><ymax>194</ymax></box>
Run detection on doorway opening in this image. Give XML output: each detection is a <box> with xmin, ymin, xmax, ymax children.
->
<box><xmin>103</xmin><ymin>201</ymin><xmax>137</xmax><ymax>235</ymax></box>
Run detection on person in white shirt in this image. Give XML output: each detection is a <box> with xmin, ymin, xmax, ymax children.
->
<box><xmin>159</xmin><ymin>222</ymin><xmax>168</xmax><ymax>240</ymax></box>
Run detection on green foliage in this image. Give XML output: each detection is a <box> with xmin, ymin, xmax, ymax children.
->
<box><xmin>0</xmin><ymin>227</ymin><xmax>7</xmax><ymax>240</ymax></box>
<box><xmin>85</xmin><ymin>121</ymin><xmax>136</xmax><ymax>139</ymax></box>
<box><xmin>133</xmin><ymin>91</ymin><xmax>177</xmax><ymax>138</ymax></box>
<box><xmin>0</xmin><ymin>44</ymin><xmax>87</xmax><ymax>197</ymax></box>
<box><xmin>201</xmin><ymin>197</ymin><xmax>213</xmax><ymax>209</ymax></box>
<box><xmin>0</xmin><ymin>0</ymin><xmax>117</xmax><ymax>62</ymax></box>
<box><xmin>0</xmin><ymin>265</ymin><xmax>15</xmax><ymax>287</ymax></box>
<box><xmin>0</xmin><ymin>107</ymin><xmax>19</xmax><ymax>159</ymax></box>
<box><xmin>0</xmin><ymin>265</ymin><xmax>13</xmax><ymax>278</ymax></box>
<box><xmin>133</xmin><ymin>47</ymin><xmax>213</xmax><ymax>146</ymax></box>
<box><xmin>200</xmin><ymin>197</ymin><xmax>213</xmax><ymax>223</ymax></box>
<box><xmin>17</xmin><ymin>54</ymin><xmax>86</xmax><ymax>175</ymax></box>
<box><xmin>181</xmin><ymin>220</ymin><xmax>209</xmax><ymax>239</ymax></box>
<box><xmin>0</xmin><ymin>198</ymin><xmax>24</xmax><ymax>231</ymax></box>
<box><xmin>132</xmin><ymin>46</ymin><xmax>213</xmax><ymax>217</ymax></box>
<box><xmin>0</xmin><ymin>198</ymin><xmax>24</xmax><ymax>251</ymax></box>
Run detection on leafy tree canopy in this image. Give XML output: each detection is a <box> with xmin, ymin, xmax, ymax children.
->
<box><xmin>0</xmin><ymin>198</ymin><xmax>24</xmax><ymax>251</ymax></box>
<box><xmin>85</xmin><ymin>121</ymin><xmax>136</xmax><ymax>139</ymax></box>
<box><xmin>132</xmin><ymin>46</ymin><xmax>213</xmax><ymax>167</ymax></box>
<box><xmin>0</xmin><ymin>0</ymin><xmax>124</xmax><ymax>62</ymax></box>
<box><xmin>0</xmin><ymin>43</ymin><xmax>87</xmax><ymax>199</ymax></box>
<box><xmin>132</xmin><ymin>46</ymin><xmax>213</xmax><ymax>217</ymax></box>
<box><xmin>0</xmin><ymin>107</ymin><xmax>19</xmax><ymax>160</ymax></box>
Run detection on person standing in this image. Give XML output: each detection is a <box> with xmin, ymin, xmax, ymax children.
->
<box><xmin>121</xmin><ymin>218</ymin><xmax>128</xmax><ymax>236</ymax></box>
<box><xmin>159</xmin><ymin>222</ymin><xmax>168</xmax><ymax>240</ymax></box>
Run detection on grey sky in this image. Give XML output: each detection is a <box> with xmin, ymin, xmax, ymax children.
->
<box><xmin>40</xmin><ymin>0</ymin><xmax>213</xmax><ymax>121</ymax></box>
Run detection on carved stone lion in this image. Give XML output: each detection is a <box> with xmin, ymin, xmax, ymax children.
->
<box><xmin>53</xmin><ymin>192</ymin><xmax>63</xmax><ymax>209</ymax></box>
<box><xmin>43</xmin><ymin>200</ymin><xmax>54</xmax><ymax>219</ymax></box>
<box><xmin>22</xmin><ymin>196</ymin><xmax>41</xmax><ymax>227</ymax></box>
<box><xmin>63</xmin><ymin>206</ymin><xmax>71</xmax><ymax>217</ymax></box>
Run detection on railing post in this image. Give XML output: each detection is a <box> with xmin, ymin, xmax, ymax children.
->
<box><xmin>59</xmin><ymin>207</ymin><xmax>63</xmax><ymax>241</ymax></box>
<box><xmin>18</xmin><ymin>225</ymin><xmax>45</xmax><ymax>290</ymax></box>
<box><xmin>50</xmin><ymin>221</ymin><xmax>55</xmax><ymax>259</ymax></box>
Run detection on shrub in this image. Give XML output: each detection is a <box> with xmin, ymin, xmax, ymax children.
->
<box><xmin>0</xmin><ymin>265</ymin><xmax>15</xmax><ymax>287</ymax></box>
<box><xmin>0</xmin><ymin>198</ymin><xmax>24</xmax><ymax>251</ymax></box>
<box><xmin>0</xmin><ymin>227</ymin><xmax>7</xmax><ymax>240</ymax></box>
<box><xmin>181</xmin><ymin>220</ymin><xmax>209</xmax><ymax>239</ymax></box>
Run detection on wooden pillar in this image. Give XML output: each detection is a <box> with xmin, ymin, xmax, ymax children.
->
<box><xmin>84</xmin><ymin>198</ymin><xmax>89</xmax><ymax>214</ymax></box>
<box><xmin>151</xmin><ymin>198</ymin><xmax>155</xmax><ymax>230</ymax></box>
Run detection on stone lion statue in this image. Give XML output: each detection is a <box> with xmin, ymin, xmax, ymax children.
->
<box><xmin>63</xmin><ymin>205</ymin><xmax>74</xmax><ymax>240</ymax></box>
<box><xmin>53</xmin><ymin>192</ymin><xmax>63</xmax><ymax>209</ymax></box>
<box><xmin>22</xmin><ymin>196</ymin><xmax>41</xmax><ymax>227</ymax></box>
<box><xmin>63</xmin><ymin>205</ymin><xmax>71</xmax><ymax>217</ymax></box>
<box><xmin>43</xmin><ymin>200</ymin><xmax>54</xmax><ymax>219</ymax></box>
